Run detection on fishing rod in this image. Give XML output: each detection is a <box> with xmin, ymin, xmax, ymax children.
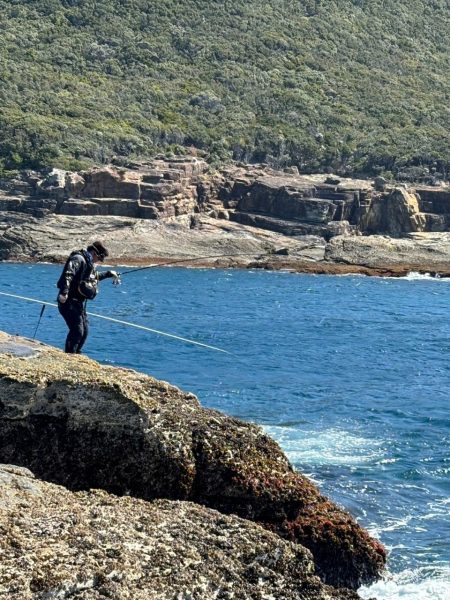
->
<box><xmin>33</xmin><ymin>304</ymin><xmax>46</xmax><ymax>339</ymax></box>
<box><xmin>0</xmin><ymin>291</ymin><xmax>230</xmax><ymax>354</ymax></box>
<box><xmin>118</xmin><ymin>250</ymin><xmax>276</xmax><ymax>276</ymax></box>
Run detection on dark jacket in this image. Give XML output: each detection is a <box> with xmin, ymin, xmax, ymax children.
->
<box><xmin>57</xmin><ymin>250</ymin><xmax>112</xmax><ymax>301</ymax></box>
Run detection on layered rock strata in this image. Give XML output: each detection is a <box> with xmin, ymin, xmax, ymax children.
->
<box><xmin>1</xmin><ymin>161</ymin><xmax>450</xmax><ymax>237</ymax></box>
<box><xmin>0</xmin><ymin>464</ymin><xmax>363</xmax><ymax>599</ymax></box>
<box><xmin>1</xmin><ymin>160</ymin><xmax>450</xmax><ymax>276</ymax></box>
<box><xmin>0</xmin><ymin>332</ymin><xmax>386</xmax><ymax>590</ymax></box>
<box><xmin>0</xmin><ymin>157</ymin><xmax>208</xmax><ymax>220</ymax></box>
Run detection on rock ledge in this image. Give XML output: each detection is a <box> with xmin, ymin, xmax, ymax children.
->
<box><xmin>0</xmin><ymin>332</ymin><xmax>385</xmax><ymax>591</ymax></box>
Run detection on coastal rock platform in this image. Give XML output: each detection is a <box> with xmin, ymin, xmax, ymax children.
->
<box><xmin>0</xmin><ymin>332</ymin><xmax>386</xmax><ymax>592</ymax></box>
<box><xmin>1</xmin><ymin>160</ymin><xmax>450</xmax><ymax>276</ymax></box>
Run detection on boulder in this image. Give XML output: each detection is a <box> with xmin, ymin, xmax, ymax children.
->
<box><xmin>360</xmin><ymin>188</ymin><xmax>426</xmax><ymax>234</ymax></box>
<box><xmin>0</xmin><ymin>464</ymin><xmax>362</xmax><ymax>600</ymax></box>
<box><xmin>373</xmin><ymin>176</ymin><xmax>388</xmax><ymax>192</ymax></box>
<box><xmin>40</xmin><ymin>168</ymin><xmax>67</xmax><ymax>191</ymax></box>
<box><xmin>0</xmin><ymin>332</ymin><xmax>386</xmax><ymax>589</ymax></box>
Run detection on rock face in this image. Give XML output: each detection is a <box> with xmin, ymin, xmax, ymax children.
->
<box><xmin>0</xmin><ymin>332</ymin><xmax>386</xmax><ymax>590</ymax></box>
<box><xmin>218</xmin><ymin>169</ymin><xmax>365</xmax><ymax>239</ymax></box>
<box><xmin>1</xmin><ymin>160</ymin><xmax>449</xmax><ymax>237</ymax></box>
<box><xmin>216</xmin><ymin>167</ymin><xmax>450</xmax><ymax>240</ymax></box>
<box><xmin>0</xmin><ymin>157</ymin><xmax>209</xmax><ymax>221</ymax></box>
<box><xmin>359</xmin><ymin>188</ymin><xmax>426</xmax><ymax>234</ymax></box>
<box><xmin>1</xmin><ymin>160</ymin><xmax>450</xmax><ymax>275</ymax></box>
<box><xmin>0</xmin><ymin>464</ymin><xmax>362</xmax><ymax>600</ymax></box>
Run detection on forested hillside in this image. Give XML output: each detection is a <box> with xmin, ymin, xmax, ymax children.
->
<box><xmin>0</xmin><ymin>0</ymin><xmax>449</xmax><ymax>178</ymax></box>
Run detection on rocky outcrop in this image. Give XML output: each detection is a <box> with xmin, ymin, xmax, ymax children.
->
<box><xmin>325</xmin><ymin>232</ymin><xmax>450</xmax><ymax>273</ymax></box>
<box><xmin>415</xmin><ymin>187</ymin><xmax>450</xmax><ymax>231</ymax></box>
<box><xmin>0</xmin><ymin>157</ymin><xmax>209</xmax><ymax>220</ymax></box>
<box><xmin>0</xmin><ymin>210</ymin><xmax>325</xmax><ymax>265</ymax></box>
<box><xmin>0</xmin><ymin>332</ymin><xmax>386</xmax><ymax>590</ymax></box>
<box><xmin>1</xmin><ymin>160</ymin><xmax>450</xmax><ymax>275</ymax></box>
<box><xmin>0</xmin><ymin>464</ymin><xmax>363</xmax><ymax>600</ymax></box>
<box><xmin>217</xmin><ymin>168</ymin><xmax>366</xmax><ymax>239</ymax></box>
<box><xmin>216</xmin><ymin>166</ymin><xmax>450</xmax><ymax>239</ymax></box>
<box><xmin>2</xmin><ymin>161</ymin><xmax>449</xmax><ymax>238</ymax></box>
<box><xmin>359</xmin><ymin>188</ymin><xmax>426</xmax><ymax>234</ymax></box>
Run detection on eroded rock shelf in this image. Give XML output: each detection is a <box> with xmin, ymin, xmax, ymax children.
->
<box><xmin>1</xmin><ymin>158</ymin><xmax>450</xmax><ymax>276</ymax></box>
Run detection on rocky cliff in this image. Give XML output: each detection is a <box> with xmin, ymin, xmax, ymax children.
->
<box><xmin>0</xmin><ymin>332</ymin><xmax>386</xmax><ymax>594</ymax></box>
<box><xmin>1</xmin><ymin>158</ymin><xmax>450</xmax><ymax>275</ymax></box>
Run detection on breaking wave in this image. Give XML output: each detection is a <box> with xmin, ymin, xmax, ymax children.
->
<box><xmin>359</xmin><ymin>566</ymin><xmax>450</xmax><ymax>600</ymax></box>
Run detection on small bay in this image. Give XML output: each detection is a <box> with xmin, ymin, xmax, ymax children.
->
<box><xmin>0</xmin><ymin>263</ymin><xmax>449</xmax><ymax>599</ymax></box>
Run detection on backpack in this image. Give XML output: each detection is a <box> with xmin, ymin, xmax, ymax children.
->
<box><xmin>57</xmin><ymin>250</ymin><xmax>98</xmax><ymax>300</ymax></box>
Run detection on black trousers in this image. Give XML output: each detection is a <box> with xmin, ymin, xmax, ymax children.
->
<box><xmin>58</xmin><ymin>298</ymin><xmax>89</xmax><ymax>353</ymax></box>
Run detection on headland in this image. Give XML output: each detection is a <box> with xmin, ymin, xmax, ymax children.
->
<box><xmin>0</xmin><ymin>331</ymin><xmax>386</xmax><ymax>598</ymax></box>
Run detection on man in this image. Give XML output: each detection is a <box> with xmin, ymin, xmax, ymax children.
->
<box><xmin>57</xmin><ymin>241</ymin><xmax>119</xmax><ymax>353</ymax></box>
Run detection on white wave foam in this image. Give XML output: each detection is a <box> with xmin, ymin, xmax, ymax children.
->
<box><xmin>359</xmin><ymin>567</ymin><xmax>450</xmax><ymax>600</ymax></box>
<box><xmin>369</xmin><ymin>497</ymin><xmax>450</xmax><ymax>538</ymax></box>
<box><xmin>263</xmin><ymin>425</ymin><xmax>384</xmax><ymax>466</ymax></box>
<box><xmin>405</xmin><ymin>271</ymin><xmax>435</xmax><ymax>280</ymax></box>
<box><xmin>404</xmin><ymin>271</ymin><xmax>450</xmax><ymax>281</ymax></box>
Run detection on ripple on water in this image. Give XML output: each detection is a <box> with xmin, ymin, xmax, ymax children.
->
<box><xmin>1</xmin><ymin>264</ymin><xmax>449</xmax><ymax>600</ymax></box>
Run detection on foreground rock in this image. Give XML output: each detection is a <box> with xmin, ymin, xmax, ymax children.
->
<box><xmin>0</xmin><ymin>332</ymin><xmax>386</xmax><ymax>589</ymax></box>
<box><xmin>0</xmin><ymin>465</ymin><xmax>363</xmax><ymax>599</ymax></box>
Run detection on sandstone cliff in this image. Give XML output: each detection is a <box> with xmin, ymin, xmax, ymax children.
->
<box><xmin>1</xmin><ymin>159</ymin><xmax>450</xmax><ymax>275</ymax></box>
<box><xmin>0</xmin><ymin>332</ymin><xmax>386</xmax><ymax>592</ymax></box>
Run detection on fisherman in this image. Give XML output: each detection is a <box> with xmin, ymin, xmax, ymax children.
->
<box><xmin>56</xmin><ymin>241</ymin><xmax>119</xmax><ymax>353</ymax></box>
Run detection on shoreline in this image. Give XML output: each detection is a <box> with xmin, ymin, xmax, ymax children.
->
<box><xmin>2</xmin><ymin>255</ymin><xmax>447</xmax><ymax>279</ymax></box>
<box><xmin>2</xmin><ymin>161</ymin><xmax>450</xmax><ymax>283</ymax></box>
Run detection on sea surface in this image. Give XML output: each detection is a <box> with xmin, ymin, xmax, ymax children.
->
<box><xmin>0</xmin><ymin>263</ymin><xmax>449</xmax><ymax>599</ymax></box>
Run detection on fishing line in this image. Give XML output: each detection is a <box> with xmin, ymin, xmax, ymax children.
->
<box><xmin>0</xmin><ymin>291</ymin><xmax>230</xmax><ymax>354</ymax></box>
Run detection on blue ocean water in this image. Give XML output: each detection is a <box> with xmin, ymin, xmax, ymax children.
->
<box><xmin>0</xmin><ymin>263</ymin><xmax>449</xmax><ymax>599</ymax></box>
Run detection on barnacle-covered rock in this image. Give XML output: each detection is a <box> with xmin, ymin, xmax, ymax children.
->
<box><xmin>0</xmin><ymin>332</ymin><xmax>386</xmax><ymax>589</ymax></box>
<box><xmin>0</xmin><ymin>464</ymin><xmax>364</xmax><ymax>600</ymax></box>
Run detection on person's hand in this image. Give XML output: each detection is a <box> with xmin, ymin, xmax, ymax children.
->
<box><xmin>108</xmin><ymin>271</ymin><xmax>121</xmax><ymax>285</ymax></box>
<box><xmin>58</xmin><ymin>292</ymin><xmax>68</xmax><ymax>304</ymax></box>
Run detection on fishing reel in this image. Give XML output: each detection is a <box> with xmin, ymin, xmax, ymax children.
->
<box><xmin>112</xmin><ymin>272</ymin><xmax>121</xmax><ymax>286</ymax></box>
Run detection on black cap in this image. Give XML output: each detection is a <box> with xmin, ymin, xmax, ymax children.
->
<box><xmin>88</xmin><ymin>241</ymin><xmax>109</xmax><ymax>262</ymax></box>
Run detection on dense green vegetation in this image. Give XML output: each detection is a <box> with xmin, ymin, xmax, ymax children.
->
<box><xmin>0</xmin><ymin>0</ymin><xmax>449</xmax><ymax>178</ymax></box>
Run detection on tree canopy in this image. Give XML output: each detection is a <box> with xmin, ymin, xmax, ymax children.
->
<box><xmin>0</xmin><ymin>0</ymin><xmax>449</xmax><ymax>179</ymax></box>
